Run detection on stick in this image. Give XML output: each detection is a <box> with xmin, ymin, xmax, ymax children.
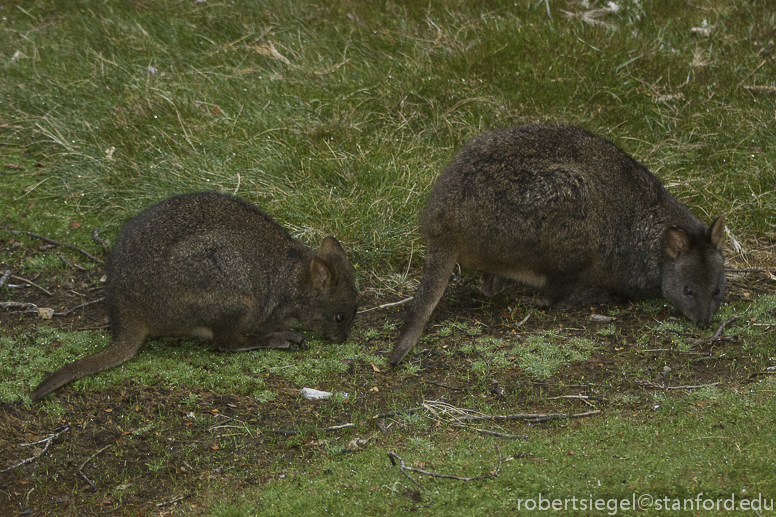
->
<box><xmin>0</xmin><ymin>269</ymin><xmax>10</xmax><ymax>288</ymax></box>
<box><xmin>388</xmin><ymin>453</ymin><xmax>433</xmax><ymax>508</ymax></box>
<box><xmin>57</xmin><ymin>253</ymin><xmax>86</xmax><ymax>271</ymax></box>
<box><xmin>0</xmin><ymin>427</ymin><xmax>70</xmax><ymax>473</ymax></box>
<box><xmin>452</xmin><ymin>410</ymin><xmax>601</xmax><ymax>423</ymax></box>
<box><xmin>709</xmin><ymin>316</ymin><xmax>738</xmax><ymax>344</ymax></box>
<box><xmin>5</xmin><ymin>229</ymin><xmax>103</xmax><ymax>262</ymax></box>
<box><xmin>157</xmin><ymin>495</ymin><xmax>186</xmax><ymax>507</ymax></box>
<box><xmin>91</xmin><ymin>227</ymin><xmax>110</xmax><ymax>249</ymax></box>
<box><xmin>358</xmin><ymin>296</ymin><xmax>413</xmax><ymax>314</ymax></box>
<box><xmin>545</xmin><ymin>395</ymin><xmax>605</xmax><ymax>401</ymax></box>
<box><xmin>0</xmin><ymin>301</ymin><xmax>37</xmax><ymax>310</ymax></box>
<box><xmin>324</xmin><ymin>423</ymin><xmax>355</xmax><ymax>431</ymax></box>
<box><xmin>78</xmin><ymin>445</ymin><xmax>111</xmax><ymax>491</ymax></box>
<box><xmin>10</xmin><ymin>274</ymin><xmax>52</xmax><ymax>296</ymax></box>
<box><xmin>666</xmin><ymin>382</ymin><xmax>720</xmax><ymax>391</ymax></box>
<box><xmin>635</xmin><ymin>379</ymin><xmax>721</xmax><ymax>390</ymax></box>
<box><xmin>55</xmin><ymin>298</ymin><xmax>104</xmax><ymax>317</ymax></box>
<box><xmin>388</xmin><ymin>444</ymin><xmax>501</xmax><ymax>482</ymax></box>
<box><xmin>643</xmin><ymin>349</ymin><xmax>704</xmax><ymax>354</ymax></box>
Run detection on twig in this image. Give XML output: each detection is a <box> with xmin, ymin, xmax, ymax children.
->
<box><xmin>157</xmin><ymin>495</ymin><xmax>186</xmax><ymax>507</ymax></box>
<box><xmin>476</xmin><ymin>350</ymin><xmax>491</xmax><ymax>379</ymax></box>
<box><xmin>643</xmin><ymin>349</ymin><xmax>705</xmax><ymax>354</ymax></box>
<box><xmin>0</xmin><ymin>269</ymin><xmax>10</xmax><ymax>288</ymax></box>
<box><xmin>91</xmin><ymin>227</ymin><xmax>110</xmax><ymax>249</ymax></box>
<box><xmin>388</xmin><ymin>444</ymin><xmax>501</xmax><ymax>482</ymax></box>
<box><xmin>78</xmin><ymin>445</ymin><xmax>111</xmax><ymax>491</ymax></box>
<box><xmin>58</xmin><ymin>252</ymin><xmax>86</xmax><ymax>271</ymax></box>
<box><xmin>358</xmin><ymin>296</ymin><xmax>413</xmax><ymax>314</ymax></box>
<box><xmin>5</xmin><ymin>229</ymin><xmax>103</xmax><ymax>262</ymax></box>
<box><xmin>0</xmin><ymin>301</ymin><xmax>37</xmax><ymax>310</ymax></box>
<box><xmin>709</xmin><ymin>316</ymin><xmax>738</xmax><ymax>344</ymax></box>
<box><xmin>324</xmin><ymin>423</ymin><xmax>355</xmax><ymax>431</ymax></box>
<box><xmin>272</xmin><ymin>429</ymin><xmax>296</xmax><ymax>436</ymax></box>
<box><xmin>54</xmin><ymin>298</ymin><xmax>104</xmax><ymax>317</ymax></box>
<box><xmin>666</xmin><ymin>382</ymin><xmax>720</xmax><ymax>391</ymax></box>
<box><xmin>635</xmin><ymin>379</ymin><xmax>721</xmax><ymax>390</ymax></box>
<box><xmin>388</xmin><ymin>453</ymin><xmax>433</xmax><ymax>508</ymax></box>
<box><xmin>10</xmin><ymin>274</ymin><xmax>52</xmax><ymax>296</ymax></box>
<box><xmin>0</xmin><ymin>427</ymin><xmax>70</xmax><ymax>473</ymax></box>
<box><xmin>545</xmin><ymin>395</ymin><xmax>606</xmax><ymax>401</ymax></box>
<box><xmin>452</xmin><ymin>410</ymin><xmax>601</xmax><ymax>423</ymax></box>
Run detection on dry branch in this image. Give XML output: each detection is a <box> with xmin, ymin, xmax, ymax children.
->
<box><xmin>635</xmin><ymin>379</ymin><xmax>721</xmax><ymax>390</ymax></box>
<box><xmin>388</xmin><ymin>444</ymin><xmax>502</xmax><ymax>482</ymax></box>
<box><xmin>0</xmin><ymin>301</ymin><xmax>37</xmax><ymax>310</ymax></box>
<box><xmin>91</xmin><ymin>227</ymin><xmax>110</xmax><ymax>249</ymax></box>
<box><xmin>78</xmin><ymin>445</ymin><xmax>111</xmax><ymax>491</ymax></box>
<box><xmin>709</xmin><ymin>316</ymin><xmax>738</xmax><ymax>343</ymax></box>
<box><xmin>58</xmin><ymin>252</ymin><xmax>86</xmax><ymax>271</ymax></box>
<box><xmin>452</xmin><ymin>410</ymin><xmax>601</xmax><ymax>423</ymax></box>
<box><xmin>545</xmin><ymin>395</ymin><xmax>605</xmax><ymax>401</ymax></box>
<box><xmin>10</xmin><ymin>274</ymin><xmax>52</xmax><ymax>296</ymax></box>
<box><xmin>0</xmin><ymin>269</ymin><xmax>10</xmax><ymax>288</ymax></box>
<box><xmin>54</xmin><ymin>298</ymin><xmax>104</xmax><ymax>317</ymax></box>
<box><xmin>157</xmin><ymin>495</ymin><xmax>186</xmax><ymax>507</ymax></box>
<box><xmin>5</xmin><ymin>229</ymin><xmax>103</xmax><ymax>262</ymax></box>
<box><xmin>358</xmin><ymin>296</ymin><xmax>413</xmax><ymax>314</ymax></box>
<box><xmin>324</xmin><ymin>423</ymin><xmax>355</xmax><ymax>431</ymax></box>
<box><xmin>1</xmin><ymin>427</ymin><xmax>70</xmax><ymax>473</ymax></box>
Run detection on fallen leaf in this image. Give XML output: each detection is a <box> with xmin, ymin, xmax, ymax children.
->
<box><xmin>69</xmin><ymin>221</ymin><xmax>81</xmax><ymax>230</ymax></box>
<box><xmin>370</xmin><ymin>363</ymin><xmax>380</xmax><ymax>373</ymax></box>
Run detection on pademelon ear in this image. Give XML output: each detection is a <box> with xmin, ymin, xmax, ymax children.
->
<box><xmin>708</xmin><ymin>215</ymin><xmax>726</xmax><ymax>250</ymax></box>
<box><xmin>664</xmin><ymin>227</ymin><xmax>690</xmax><ymax>258</ymax></box>
<box><xmin>310</xmin><ymin>256</ymin><xmax>333</xmax><ymax>289</ymax></box>
<box><xmin>316</xmin><ymin>236</ymin><xmax>346</xmax><ymax>261</ymax></box>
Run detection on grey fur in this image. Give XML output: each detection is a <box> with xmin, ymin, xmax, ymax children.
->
<box><xmin>390</xmin><ymin>125</ymin><xmax>726</xmax><ymax>365</ymax></box>
<box><xmin>31</xmin><ymin>192</ymin><xmax>359</xmax><ymax>400</ymax></box>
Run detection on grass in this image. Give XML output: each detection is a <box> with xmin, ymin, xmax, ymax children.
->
<box><xmin>1</xmin><ymin>0</ymin><xmax>776</xmax><ymax>515</ymax></box>
<box><xmin>3</xmin><ymin>0</ymin><xmax>774</xmax><ymax>270</ymax></box>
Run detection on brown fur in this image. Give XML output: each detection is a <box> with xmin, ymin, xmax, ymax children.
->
<box><xmin>390</xmin><ymin>125</ymin><xmax>725</xmax><ymax>365</ymax></box>
<box><xmin>31</xmin><ymin>192</ymin><xmax>359</xmax><ymax>400</ymax></box>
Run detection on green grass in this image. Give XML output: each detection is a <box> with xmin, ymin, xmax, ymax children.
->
<box><xmin>208</xmin><ymin>376</ymin><xmax>776</xmax><ymax>516</ymax></box>
<box><xmin>2</xmin><ymin>0</ymin><xmax>776</xmax><ymax>515</ymax></box>
<box><xmin>2</xmin><ymin>0</ymin><xmax>774</xmax><ymax>272</ymax></box>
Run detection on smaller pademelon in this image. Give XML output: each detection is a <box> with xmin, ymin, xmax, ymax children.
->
<box><xmin>32</xmin><ymin>192</ymin><xmax>359</xmax><ymax>400</ymax></box>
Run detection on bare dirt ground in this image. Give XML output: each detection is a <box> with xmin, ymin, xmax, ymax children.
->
<box><xmin>1</xmin><ymin>234</ymin><xmax>774</xmax><ymax>516</ymax></box>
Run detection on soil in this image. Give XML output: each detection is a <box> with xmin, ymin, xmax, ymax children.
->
<box><xmin>0</xmin><ymin>233</ymin><xmax>774</xmax><ymax>516</ymax></box>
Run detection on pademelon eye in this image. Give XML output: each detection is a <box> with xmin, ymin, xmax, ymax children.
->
<box><xmin>683</xmin><ymin>286</ymin><xmax>693</xmax><ymax>296</ymax></box>
<box><xmin>335</xmin><ymin>314</ymin><xmax>344</xmax><ymax>323</ymax></box>
<box><xmin>713</xmin><ymin>287</ymin><xmax>721</xmax><ymax>296</ymax></box>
